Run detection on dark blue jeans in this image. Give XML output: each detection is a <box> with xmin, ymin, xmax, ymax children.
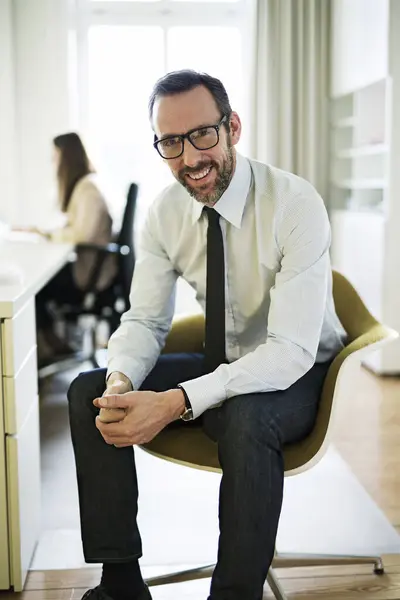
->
<box><xmin>68</xmin><ymin>354</ymin><xmax>329</xmax><ymax>600</ymax></box>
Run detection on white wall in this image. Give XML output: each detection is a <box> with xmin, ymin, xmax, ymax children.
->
<box><xmin>0</xmin><ymin>0</ymin><xmax>17</xmax><ymax>223</ymax></box>
<box><xmin>331</xmin><ymin>0</ymin><xmax>389</xmax><ymax>97</ymax></box>
<box><xmin>12</xmin><ymin>0</ymin><xmax>75</xmax><ymax>225</ymax></box>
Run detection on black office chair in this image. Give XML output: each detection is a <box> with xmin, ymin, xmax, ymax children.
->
<box><xmin>38</xmin><ymin>183</ymin><xmax>138</xmax><ymax>378</ymax></box>
<box><xmin>79</xmin><ymin>181</ymin><xmax>137</xmax><ymax>331</ymax></box>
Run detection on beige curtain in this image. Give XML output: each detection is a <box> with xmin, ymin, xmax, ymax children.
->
<box><xmin>250</xmin><ymin>0</ymin><xmax>331</xmax><ymax>197</ymax></box>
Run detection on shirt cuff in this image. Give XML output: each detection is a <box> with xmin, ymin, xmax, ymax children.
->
<box><xmin>107</xmin><ymin>356</ymin><xmax>143</xmax><ymax>391</ymax></box>
<box><xmin>178</xmin><ymin>371</ymin><xmax>227</xmax><ymax>419</ymax></box>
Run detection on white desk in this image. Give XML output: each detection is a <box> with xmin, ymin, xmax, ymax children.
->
<box><xmin>0</xmin><ymin>236</ymin><xmax>73</xmax><ymax>591</ymax></box>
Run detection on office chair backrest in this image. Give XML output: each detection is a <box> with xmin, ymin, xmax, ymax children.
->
<box><xmin>285</xmin><ymin>269</ymin><xmax>395</xmax><ymax>475</ymax></box>
<box><xmin>117</xmin><ymin>183</ymin><xmax>138</xmax><ymax>306</ymax></box>
<box><xmin>117</xmin><ymin>183</ymin><xmax>137</xmax><ymax>249</ymax></box>
<box><xmin>332</xmin><ymin>270</ymin><xmax>378</xmax><ymax>342</ymax></box>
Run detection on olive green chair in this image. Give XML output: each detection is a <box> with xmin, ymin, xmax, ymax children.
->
<box><xmin>141</xmin><ymin>270</ymin><xmax>398</xmax><ymax>600</ymax></box>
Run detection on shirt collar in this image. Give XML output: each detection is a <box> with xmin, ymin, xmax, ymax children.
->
<box><xmin>191</xmin><ymin>153</ymin><xmax>252</xmax><ymax>228</ymax></box>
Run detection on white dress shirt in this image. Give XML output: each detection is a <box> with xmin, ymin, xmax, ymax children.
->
<box><xmin>107</xmin><ymin>154</ymin><xmax>346</xmax><ymax>419</ymax></box>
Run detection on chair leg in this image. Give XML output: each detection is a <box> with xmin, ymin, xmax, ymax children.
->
<box><xmin>79</xmin><ymin>316</ymin><xmax>100</xmax><ymax>369</ymax></box>
<box><xmin>90</xmin><ymin>326</ymin><xmax>100</xmax><ymax>369</ymax></box>
<box><xmin>266</xmin><ymin>568</ymin><xmax>288</xmax><ymax>600</ymax></box>
<box><xmin>38</xmin><ymin>353</ymin><xmax>87</xmax><ymax>379</ymax></box>
<box><xmin>145</xmin><ymin>563</ymin><xmax>215</xmax><ymax>587</ymax></box>
<box><xmin>143</xmin><ymin>554</ymin><xmax>384</xmax><ymax>598</ymax></box>
<box><xmin>144</xmin><ymin>563</ymin><xmax>288</xmax><ymax>600</ymax></box>
<box><xmin>272</xmin><ymin>552</ymin><xmax>384</xmax><ymax>574</ymax></box>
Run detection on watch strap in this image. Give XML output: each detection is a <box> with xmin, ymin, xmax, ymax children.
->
<box><xmin>177</xmin><ymin>385</ymin><xmax>193</xmax><ymax>421</ymax></box>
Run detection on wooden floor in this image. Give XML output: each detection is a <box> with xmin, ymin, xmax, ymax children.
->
<box><xmin>1</xmin><ymin>558</ymin><xmax>400</xmax><ymax>599</ymax></box>
<box><xmin>334</xmin><ymin>365</ymin><xmax>400</xmax><ymax>534</ymax></box>
<box><xmin>1</xmin><ymin>365</ymin><xmax>400</xmax><ymax>599</ymax></box>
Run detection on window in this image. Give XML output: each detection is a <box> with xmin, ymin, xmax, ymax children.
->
<box><xmin>167</xmin><ymin>27</ymin><xmax>243</xmax><ymax>115</ymax></box>
<box><xmin>86</xmin><ymin>25</ymin><xmax>166</xmax><ymax>227</ymax></box>
<box><xmin>77</xmin><ymin>0</ymin><xmax>253</xmax><ymax>229</ymax></box>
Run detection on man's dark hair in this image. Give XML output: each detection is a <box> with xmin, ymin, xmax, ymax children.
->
<box><xmin>148</xmin><ymin>70</ymin><xmax>232</xmax><ymax>131</ymax></box>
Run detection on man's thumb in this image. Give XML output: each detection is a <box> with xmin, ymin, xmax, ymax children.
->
<box><xmin>97</xmin><ymin>394</ymin><xmax>130</xmax><ymax>409</ymax></box>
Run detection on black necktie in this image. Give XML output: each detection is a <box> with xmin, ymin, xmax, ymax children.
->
<box><xmin>204</xmin><ymin>207</ymin><xmax>226</xmax><ymax>372</ymax></box>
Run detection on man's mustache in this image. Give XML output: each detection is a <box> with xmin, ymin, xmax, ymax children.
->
<box><xmin>179</xmin><ymin>161</ymin><xmax>216</xmax><ymax>178</ymax></box>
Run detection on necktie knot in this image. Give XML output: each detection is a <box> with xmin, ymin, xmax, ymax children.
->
<box><xmin>204</xmin><ymin>206</ymin><xmax>220</xmax><ymax>226</ymax></box>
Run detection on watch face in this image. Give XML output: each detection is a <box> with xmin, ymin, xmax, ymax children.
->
<box><xmin>180</xmin><ymin>408</ymin><xmax>193</xmax><ymax>421</ymax></box>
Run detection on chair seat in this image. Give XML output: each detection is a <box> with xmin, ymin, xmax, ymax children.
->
<box><xmin>142</xmin><ymin>427</ymin><xmax>220</xmax><ymax>471</ymax></box>
<box><xmin>142</xmin><ymin>425</ymin><xmax>314</xmax><ymax>474</ymax></box>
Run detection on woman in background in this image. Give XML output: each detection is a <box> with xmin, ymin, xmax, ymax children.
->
<box><xmin>36</xmin><ymin>132</ymin><xmax>116</xmax><ymax>363</ymax></box>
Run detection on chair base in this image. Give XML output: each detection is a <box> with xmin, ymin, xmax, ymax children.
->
<box><xmin>144</xmin><ymin>553</ymin><xmax>384</xmax><ymax>599</ymax></box>
<box><xmin>38</xmin><ymin>318</ymin><xmax>101</xmax><ymax>379</ymax></box>
<box><xmin>145</xmin><ymin>564</ymin><xmax>215</xmax><ymax>587</ymax></box>
<box><xmin>38</xmin><ymin>350</ymin><xmax>99</xmax><ymax>379</ymax></box>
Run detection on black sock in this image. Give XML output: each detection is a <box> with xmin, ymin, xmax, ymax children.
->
<box><xmin>101</xmin><ymin>560</ymin><xmax>145</xmax><ymax>600</ymax></box>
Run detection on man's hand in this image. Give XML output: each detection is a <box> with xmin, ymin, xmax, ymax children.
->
<box><xmin>93</xmin><ymin>388</ymin><xmax>186</xmax><ymax>447</ymax></box>
<box><xmin>99</xmin><ymin>371</ymin><xmax>133</xmax><ymax>423</ymax></box>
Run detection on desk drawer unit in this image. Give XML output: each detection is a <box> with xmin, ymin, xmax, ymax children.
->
<box><xmin>0</xmin><ymin>327</ymin><xmax>11</xmax><ymax>590</ymax></box>
<box><xmin>1</xmin><ymin>298</ymin><xmax>36</xmax><ymax>377</ymax></box>
<box><xmin>1</xmin><ymin>297</ymin><xmax>39</xmax><ymax>591</ymax></box>
<box><xmin>6</xmin><ymin>398</ymin><xmax>41</xmax><ymax>592</ymax></box>
<box><xmin>3</xmin><ymin>348</ymin><xmax>38</xmax><ymax>435</ymax></box>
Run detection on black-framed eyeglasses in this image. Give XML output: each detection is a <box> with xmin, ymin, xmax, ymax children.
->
<box><xmin>153</xmin><ymin>115</ymin><xmax>228</xmax><ymax>160</ymax></box>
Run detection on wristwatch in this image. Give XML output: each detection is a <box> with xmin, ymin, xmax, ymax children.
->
<box><xmin>177</xmin><ymin>385</ymin><xmax>193</xmax><ymax>421</ymax></box>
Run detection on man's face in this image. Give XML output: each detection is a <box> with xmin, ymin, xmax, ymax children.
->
<box><xmin>153</xmin><ymin>85</ymin><xmax>242</xmax><ymax>206</ymax></box>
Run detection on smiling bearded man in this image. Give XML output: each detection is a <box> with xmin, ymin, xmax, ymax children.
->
<box><xmin>68</xmin><ymin>69</ymin><xmax>346</xmax><ymax>600</ymax></box>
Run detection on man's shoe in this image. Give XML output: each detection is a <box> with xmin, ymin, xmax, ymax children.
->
<box><xmin>81</xmin><ymin>584</ymin><xmax>152</xmax><ymax>600</ymax></box>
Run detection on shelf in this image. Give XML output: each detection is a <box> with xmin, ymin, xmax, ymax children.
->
<box><xmin>332</xmin><ymin>116</ymin><xmax>356</xmax><ymax>128</ymax></box>
<box><xmin>336</xmin><ymin>143</ymin><xmax>388</xmax><ymax>159</ymax></box>
<box><xmin>333</xmin><ymin>206</ymin><xmax>384</xmax><ymax>215</ymax></box>
<box><xmin>332</xmin><ymin>179</ymin><xmax>387</xmax><ymax>189</ymax></box>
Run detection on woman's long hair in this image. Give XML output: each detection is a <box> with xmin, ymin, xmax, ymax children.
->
<box><xmin>53</xmin><ymin>132</ymin><xmax>93</xmax><ymax>212</ymax></box>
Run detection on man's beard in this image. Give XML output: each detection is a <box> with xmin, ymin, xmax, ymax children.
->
<box><xmin>177</xmin><ymin>142</ymin><xmax>234</xmax><ymax>205</ymax></box>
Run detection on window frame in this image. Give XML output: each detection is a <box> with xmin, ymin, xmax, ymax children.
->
<box><xmin>73</xmin><ymin>0</ymin><xmax>255</xmax><ymax>231</ymax></box>
<box><xmin>76</xmin><ymin>0</ymin><xmax>255</xmax><ymax>145</ymax></box>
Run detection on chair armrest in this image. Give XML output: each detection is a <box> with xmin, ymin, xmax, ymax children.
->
<box><xmin>76</xmin><ymin>242</ymin><xmax>130</xmax><ymax>256</ymax></box>
<box><xmin>162</xmin><ymin>313</ymin><xmax>205</xmax><ymax>354</ymax></box>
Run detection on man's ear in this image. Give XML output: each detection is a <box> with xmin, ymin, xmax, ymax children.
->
<box><xmin>229</xmin><ymin>112</ymin><xmax>242</xmax><ymax>146</ymax></box>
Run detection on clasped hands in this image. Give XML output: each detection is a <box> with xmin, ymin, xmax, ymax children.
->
<box><xmin>94</xmin><ymin>373</ymin><xmax>186</xmax><ymax>448</ymax></box>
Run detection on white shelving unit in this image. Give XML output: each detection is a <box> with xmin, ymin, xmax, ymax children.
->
<box><xmin>329</xmin><ymin>0</ymin><xmax>400</xmax><ymax>375</ymax></box>
<box><xmin>336</xmin><ymin>143</ymin><xmax>388</xmax><ymax>159</ymax></box>
<box><xmin>330</xmin><ymin>78</ymin><xmax>389</xmax><ymax>213</ymax></box>
<box><xmin>333</xmin><ymin>179</ymin><xmax>387</xmax><ymax>190</ymax></box>
<box><xmin>329</xmin><ymin>80</ymin><xmax>390</xmax><ymax>371</ymax></box>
